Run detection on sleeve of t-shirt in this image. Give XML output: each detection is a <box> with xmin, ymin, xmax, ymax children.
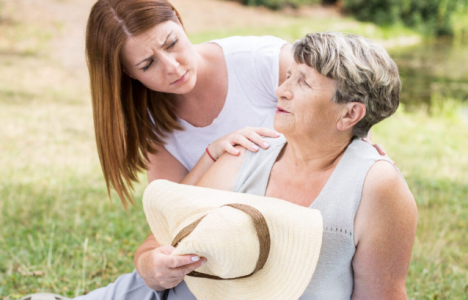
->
<box><xmin>252</xmin><ymin>36</ymin><xmax>289</xmax><ymax>103</ymax></box>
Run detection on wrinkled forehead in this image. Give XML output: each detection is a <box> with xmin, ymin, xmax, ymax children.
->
<box><xmin>121</xmin><ymin>21</ymin><xmax>181</xmax><ymax>62</ymax></box>
<box><xmin>287</xmin><ymin>62</ymin><xmax>328</xmax><ymax>81</ymax></box>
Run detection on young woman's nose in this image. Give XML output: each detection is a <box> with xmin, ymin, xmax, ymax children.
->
<box><xmin>159</xmin><ymin>52</ymin><xmax>180</xmax><ymax>74</ymax></box>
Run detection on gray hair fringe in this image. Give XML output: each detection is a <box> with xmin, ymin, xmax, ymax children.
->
<box><xmin>293</xmin><ymin>32</ymin><xmax>401</xmax><ymax>137</ymax></box>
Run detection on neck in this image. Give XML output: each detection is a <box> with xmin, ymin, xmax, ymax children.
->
<box><xmin>282</xmin><ymin>133</ymin><xmax>353</xmax><ymax>174</ymax></box>
<box><xmin>174</xmin><ymin>44</ymin><xmax>216</xmax><ymax>104</ymax></box>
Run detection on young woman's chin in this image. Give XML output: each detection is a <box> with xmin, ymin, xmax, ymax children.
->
<box><xmin>173</xmin><ymin>71</ymin><xmax>197</xmax><ymax>94</ymax></box>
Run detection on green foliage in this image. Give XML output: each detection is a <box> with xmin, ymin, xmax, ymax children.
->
<box><xmin>236</xmin><ymin>0</ymin><xmax>321</xmax><ymax>10</ymax></box>
<box><xmin>343</xmin><ymin>0</ymin><xmax>468</xmax><ymax>38</ymax></box>
<box><xmin>188</xmin><ymin>16</ymin><xmax>420</xmax><ymax>46</ymax></box>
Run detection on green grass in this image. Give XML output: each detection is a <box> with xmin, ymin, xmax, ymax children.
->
<box><xmin>372</xmin><ymin>102</ymin><xmax>468</xmax><ymax>299</ymax></box>
<box><xmin>1</xmin><ymin>4</ymin><xmax>468</xmax><ymax>299</ymax></box>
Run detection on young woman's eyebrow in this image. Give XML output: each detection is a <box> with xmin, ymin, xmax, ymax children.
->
<box><xmin>135</xmin><ymin>31</ymin><xmax>173</xmax><ymax>66</ymax></box>
<box><xmin>160</xmin><ymin>30</ymin><xmax>173</xmax><ymax>48</ymax></box>
<box><xmin>135</xmin><ymin>56</ymin><xmax>153</xmax><ymax>67</ymax></box>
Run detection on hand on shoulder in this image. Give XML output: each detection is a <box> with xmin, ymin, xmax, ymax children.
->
<box><xmin>207</xmin><ymin>127</ymin><xmax>280</xmax><ymax>160</ymax></box>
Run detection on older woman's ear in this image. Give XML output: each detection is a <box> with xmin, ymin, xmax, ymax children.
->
<box><xmin>337</xmin><ymin>102</ymin><xmax>366</xmax><ymax>132</ymax></box>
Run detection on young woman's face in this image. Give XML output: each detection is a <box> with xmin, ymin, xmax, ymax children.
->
<box><xmin>121</xmin><ymin>20</ymin><xmax>197</xmax><ymax>94</ymax></box>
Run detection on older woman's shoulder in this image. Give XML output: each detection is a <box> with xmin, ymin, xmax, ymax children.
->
<box><xmin>361</xmin><ymin>161</ymin><xmax>415</xmax><ymax>212</ymax></box>
<box><xmin>352</xmin><ymin>160</ymin><xmax>417</xmax><ymax>297</ymax></box>
<box><xmin>354</xmin><ymin>160</ymin><xmax>417</xmax><ymax>243</ymax></box>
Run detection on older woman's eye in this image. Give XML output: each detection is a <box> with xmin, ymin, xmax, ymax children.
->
<box><xmin>300</xmin><ymin>79</ymin><xmax>311</xmax><ymax>88</ymax></box>
<box><xmin>142</xmin><ymin>60</ymin><xmax>153</xmax><ymax>72</ymax></box>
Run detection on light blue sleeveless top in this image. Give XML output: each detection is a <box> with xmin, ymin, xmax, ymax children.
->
<box><xmin>167</xmin><ymin>135</ymin><xmax>399</xmax><ymax>300</ymax></box>
<box><xmin>232</xmin><ymin>135</ymin><xmax>400</xmax><ymax>299</ymax></box>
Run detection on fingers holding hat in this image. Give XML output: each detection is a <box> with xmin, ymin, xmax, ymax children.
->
<box><xmin>146</xmin><ymin>245</ymin><xmax>207</xmax><ymax>289</ymax></box>
<box><xmin>170</xmin><ymin>259</ymin><xmax>207</xmax><ymax>281</ymax></box>
<box><xmin>160</xmin><ymin>245</ymin><xmax>207</xmax><ymax>278</ymax></box>
<box><xmin>165</xmin><ymin>249</ymin><xmax>200</xmax><ymax>267</ymax></box>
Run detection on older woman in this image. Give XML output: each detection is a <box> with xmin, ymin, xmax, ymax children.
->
<box><xmin>193</xmin><ymin>32</ymin><xmax>417</xmax><ymax>299</ymax></box>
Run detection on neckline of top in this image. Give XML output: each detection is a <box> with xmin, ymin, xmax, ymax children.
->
<box><xmin>261</xmin><ymin>138</ymin><xmax>356</xmax><ymax>209</ymax></box>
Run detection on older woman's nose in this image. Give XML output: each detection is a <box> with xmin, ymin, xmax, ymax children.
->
<box><xmin>276</xmin><ymin>82</ymin><xmax>293</xmax><ymax>100</ymax></box>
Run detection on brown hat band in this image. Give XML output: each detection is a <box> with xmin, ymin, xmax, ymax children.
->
<box><xmin>171</xmin><ymin>203</ymin><xmax>271</xmax><ymax>280</ymax></box>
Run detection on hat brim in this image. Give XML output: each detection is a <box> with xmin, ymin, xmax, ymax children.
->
<box><xmin>143</xmin><ymin>180</ymin><xmax>323</xmax><ymax>300</ymax></box>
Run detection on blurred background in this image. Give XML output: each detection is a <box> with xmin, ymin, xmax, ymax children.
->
<box><xmin>0</xmin><ymin>0</ymin><xmax>467</xmax><ymax>298</ymax></box>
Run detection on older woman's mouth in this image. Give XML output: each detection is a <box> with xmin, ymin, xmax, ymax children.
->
<box><xmin>276</xmin><ymin>106</ymin><xmax>290</xmax><ymax>114</ymax></box>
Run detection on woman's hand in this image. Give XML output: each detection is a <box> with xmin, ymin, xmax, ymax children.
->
<box><xmin>361</xmin><ymin>138</ymin><xmax>395</xmax><ymax>165</ymax></box>
<box><xmin>361</xmin><ymin>138</ymin><xmax>386</xmax><ymax>156</ymax></box>
<box><xmin>208</xmin><ymin>127</ymin><xmax>280</xmax><ymax>161</ymax></box>
<box><xmin>138</xmin><ymin>245</ymin><xmax>207</xmax><ymax>291</ymax></box>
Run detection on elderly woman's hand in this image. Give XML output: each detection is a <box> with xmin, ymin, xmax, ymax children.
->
<box><xmin>137</xmin><ymin>244</ymin><xmax>206</xmax><ymax>291</ymax></box>
<box><xmin>207</xmin><ymin>127</ymin><xmax>280</xmax><ymax>161</ymax></box>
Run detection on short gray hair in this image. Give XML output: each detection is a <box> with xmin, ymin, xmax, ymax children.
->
<box><xmin>293</xmin><ymin>32</ymin><xmax>401</xmax><ymax>137</ymax></box>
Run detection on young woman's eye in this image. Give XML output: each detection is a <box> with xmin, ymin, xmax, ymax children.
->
<box><xmin>167</xmin><ymin>38</ymin><xmax>178</xmax><ymax>49</ymax></box>
<box><xmin>142</xmin><ymin>60</ymin><xmax>153</xmax><ymax>72</ymax></box>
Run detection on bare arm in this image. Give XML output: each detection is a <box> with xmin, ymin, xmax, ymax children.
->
<box><xmin>147</xmin><ymin>125</ymin><xmax>280</xmax><ymax>185</ymax></box>
<box><xmin>146</xmin><ymin>143</ymin><xmax>215</xmax><ymax>185</ymax></box>
<box><xmin>135</xmin><ymin>143</ymin><xmax>220</xmax><ymax>284</ymax></box>
<box><xmin>196</xmin><ymin>146</ymin><xmax>247</xmax><ymax>190</ymax></box>
<box><xmin>352</xmin><ymin>161</ymin><xmax>417</xmax><ymax>299</ymax></box>
<box><xmin>137</xmin><ymin>145</ymin><xmax>210</xmax><ymax>290</ymax></box>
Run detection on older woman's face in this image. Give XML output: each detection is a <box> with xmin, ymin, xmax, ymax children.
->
<box><xmin>274</xmin><ymin>62</ymin><xmax>340</xmax><ymax>137</ymax></box>
<box><xmin>121</xmin><ymin>21</ymin><xmax>197</xmax><ymax>94</ymax></box>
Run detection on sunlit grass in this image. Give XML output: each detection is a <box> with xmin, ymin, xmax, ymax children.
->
<box><xmin>372</xmin><ymin>103</ymin><xmax>468</xmax><ymax>300</ymax></box>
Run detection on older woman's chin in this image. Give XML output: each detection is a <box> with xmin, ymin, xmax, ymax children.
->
<box><xmin>273</xmin><ymin>114</ymin><xmax>291</xmax><ymax>135</ymax></box>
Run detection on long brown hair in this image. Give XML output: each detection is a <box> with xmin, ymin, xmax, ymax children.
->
<box><xmin>86</xmin><ymin>0</ymin><xmax>183</xmax><ymax>208</ymax></box>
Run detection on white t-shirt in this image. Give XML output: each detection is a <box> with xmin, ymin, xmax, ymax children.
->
<box><xmin>163</xmin><ymin>36</ymin><xmax>288</xmax><ymax>171</ymax></box>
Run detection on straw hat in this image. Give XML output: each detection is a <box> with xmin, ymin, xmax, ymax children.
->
<box><xmin>143</xmin><ymin>180</ymin><xmax>323</xmax><ymax>300</ymax></box>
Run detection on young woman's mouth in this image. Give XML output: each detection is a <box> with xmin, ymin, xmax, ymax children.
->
<box><xmin>171</xmin><ymin>71</ymin><xmax>188</xmax><ymax>85</ymax></box>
